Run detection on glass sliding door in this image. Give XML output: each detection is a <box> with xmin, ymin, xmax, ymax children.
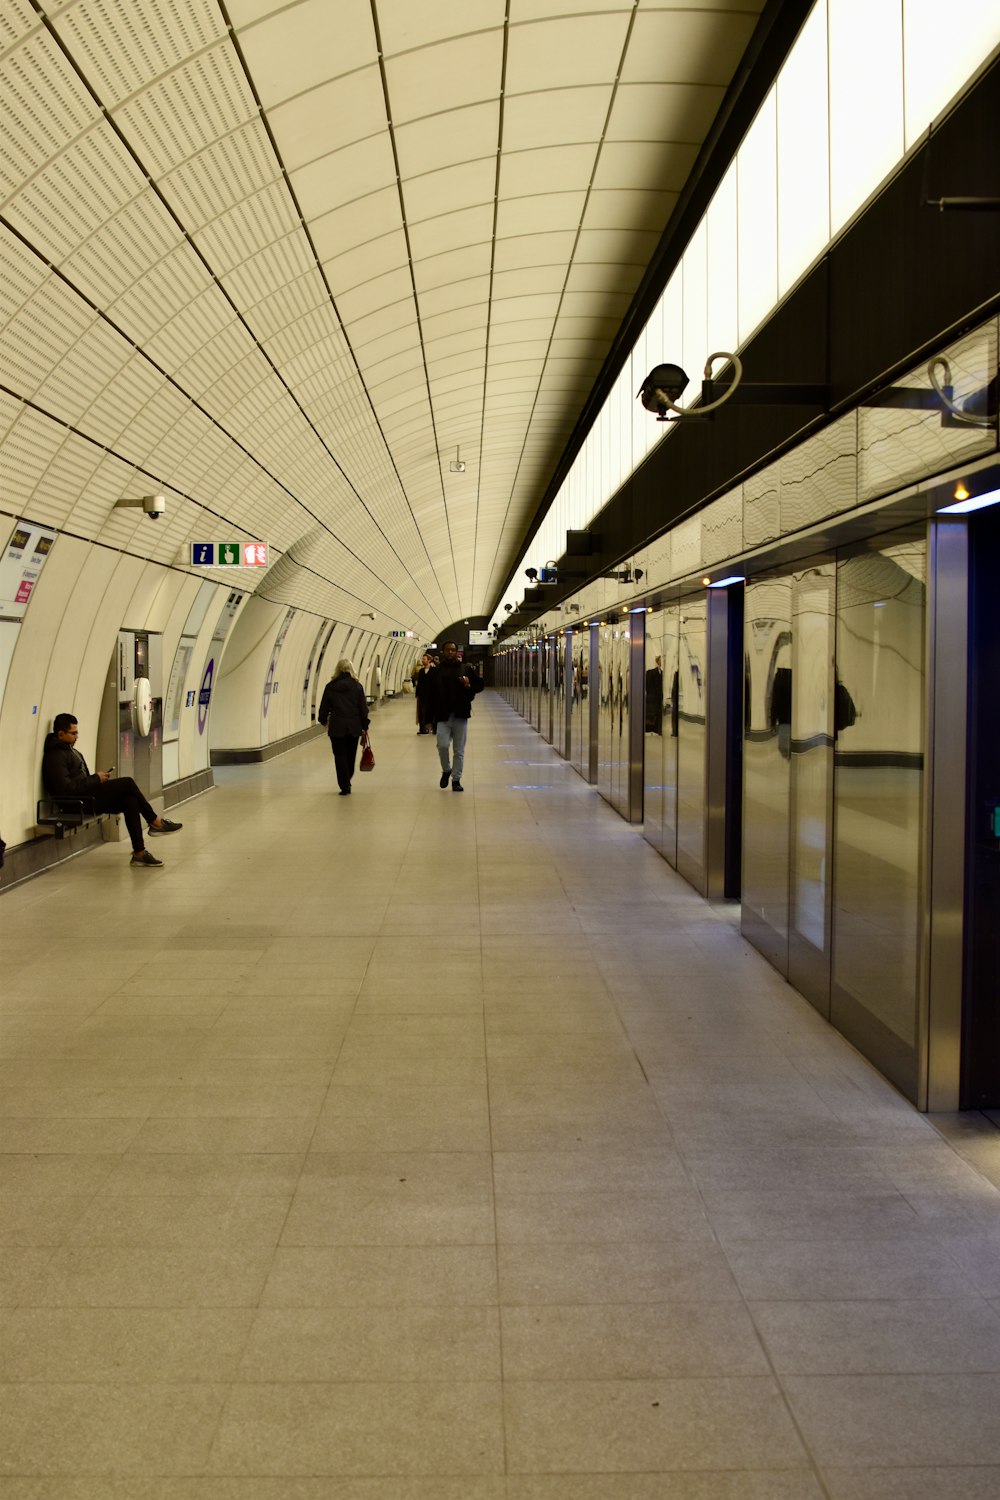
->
<box><xmin>677</xmin><ymin>598</ymin><xmax>708</xmax><ymax>892</ymax></box>
<box><xmin>831</xmin><ymin>530</ymin><xmax>926</xmax><ymax>1100</ymax></box>
<box><xmin>741</xmin><ymin>579</ymin><xmax>792</xmax><ymax>970</ymax></box>
<box><xmin>788</xmin><ymin>562</ymin><xmax>836</xmax><ymax>1012</ymax></box>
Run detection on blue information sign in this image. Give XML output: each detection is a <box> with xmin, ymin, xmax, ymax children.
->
<box><xmin>191</xmin><ymin>542</ymin><xmax>215</xmax><ymax>565</ymax></box>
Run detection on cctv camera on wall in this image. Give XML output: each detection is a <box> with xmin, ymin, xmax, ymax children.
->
<box><xmin>142</xmin><ymin>494</ymin><xmax>166</xmax><ymax>520</ymax></box>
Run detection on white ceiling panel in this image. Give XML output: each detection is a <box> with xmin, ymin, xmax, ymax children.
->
<box><xmin>607</xmin><ymin>81</ymin><xmax>727</xmax><ymax>143</ymax></box>
<box><xmin>494</xmin><ymin>191</ymin><xmax>588</xmax><ymax>237</ymax></box>
<box><xmin>506</xmin><ymin>14</ymin><xmax>631</xmax><ymax>94</ymax></box>
<box><xmin>232</xmin><ymin>0</ymin><xmax>377</xmax><ymax>108</ymax></box>
<box><xmin>310</xmin><ymin>187</ymin><xmax>402</xmax><ymax>263</ymax></box>
<box><xmin>384</xmin><ymin>33</ymin><xmax>504</xmax><ymax>126</ymax></box>
<box><xmin>394</xmin><ymin>103</ymin><xmax>500</xmax><ymax>179</ymax></box>
<box><xmin>499</xmin><ymin>144</ymin><xmax>598</xmax><ymax>200</ymax></box>
<box><xmin>1</xmin><ymin>0</ymin><xmax>774</xmax><ymax>631</ymax></box>
<box><xmin>290</xmin><ymin>134</ymin><xmax>398</xmax><ymax>221</ymax></box>
<box><xmin>268</xmin><ymin>67</ymin><xmax>388</xmax><ymax>170</ymax></box>
<box><xmin>402</xmin><ymin>161</ymin><xmax>497</xmax><ymax>227</ymax></box>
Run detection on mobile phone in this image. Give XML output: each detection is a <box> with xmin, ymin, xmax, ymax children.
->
<box><xmin>106</xmin><ymin>766</ymin><xmax>115</xmax><ymax>774</ymax></box>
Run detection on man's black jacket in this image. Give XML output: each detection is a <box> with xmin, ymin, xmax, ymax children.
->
<box><xmin>428</xmin><ymin>659</ymin><xmax>483</xmax><ymax>721</ymax></box>
<box><xmin>41</xmin><ymin>733</ymin><xmax>101</xmax><ymax>799</ymax></box>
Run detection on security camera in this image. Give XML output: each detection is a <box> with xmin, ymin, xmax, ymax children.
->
<box><xmin>638</xmin><ymin>363</ymin><xmax>689</xmax><ymax>416</ymax></box>
<box><xmin>142</xmin><ymin>494</ymin><xmax>166</xmax><ymax>520</ymax></box>
<box><xmin>504</xmin><ymin>603</ymin><xmax>513</xmax><ymax>613</ymax></box>
<box><xmin>362</xmin><ymin>611</ymin><xmax>376</xmax><ymax>621</ymax></box>
<box><xmin>525</xmin><ymin>567</ymin><xmax>538</xmax><ymax>581</ymax></box>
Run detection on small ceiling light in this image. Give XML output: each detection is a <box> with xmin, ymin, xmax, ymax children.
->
<box><xmin>449</xmin><ymin>446</ymin><xmax>466</xmax><ymax>473</ymax></box>
<box><xmin>701</xmin><ymin>576</ymin><xmax>712</xmax><ymax>586</ymax></box>
<box><xmin>953</xmin><ymin>482</ymin><xmax>970</xmax><ymax>501</ymax></box>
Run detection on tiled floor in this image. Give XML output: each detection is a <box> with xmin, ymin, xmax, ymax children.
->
<box><xmin>2</xmin><ymin>691</ymin><xmax>1000</xmax><ymax>1499</ymax></box>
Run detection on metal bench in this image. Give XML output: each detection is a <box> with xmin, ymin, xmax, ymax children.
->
<box><xmin>36</xmin><ymin>797</ymin><xmax>99</xmax><ymax>840</ymax></box>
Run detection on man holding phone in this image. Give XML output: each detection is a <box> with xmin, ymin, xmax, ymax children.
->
<box><xmin>42</xmin><ymin>713</ymin><xmax>182</xmax><ymax>868</ymax></box>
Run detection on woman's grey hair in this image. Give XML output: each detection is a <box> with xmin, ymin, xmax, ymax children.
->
<box><xmin>333</xmin><ymin>658</ymin><xmax>355</xmax><ymax>678</ymax></box>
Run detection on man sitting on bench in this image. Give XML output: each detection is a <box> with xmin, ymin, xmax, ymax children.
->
<box><xmin>42</xmin><ymin>713</ymin><xmax>182</xmax><ymax>869</ymax></box>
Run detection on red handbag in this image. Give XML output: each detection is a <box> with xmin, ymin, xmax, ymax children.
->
<box><xmin>359</xmin><ymin>732</ymin><xmax>375</xmax><ymax>772</ymax></box>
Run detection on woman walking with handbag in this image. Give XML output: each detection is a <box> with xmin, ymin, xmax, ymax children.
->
<box><xmin>317</xmin><ymin>659</ymin><xmax>370</xmax><ymax>795</ymax></box>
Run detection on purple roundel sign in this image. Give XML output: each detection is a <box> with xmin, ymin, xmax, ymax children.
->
<box><xmin>197</xmin><ymin>658</ymin><xmax>214</xmax><ymax>735</ymax></box>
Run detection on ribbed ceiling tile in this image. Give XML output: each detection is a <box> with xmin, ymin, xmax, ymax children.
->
<box><xmin>50</xmin><ymin>0</ymin><xmax>225</xmax><ymax>104</ymax></box>
<box><xmin>0</xmin><ymin>31</ymin><xmax>98</xmax><ymax>203</ymax></box>
<box><xmin>310</xmin><ymin>186</ymin><xmax>402</xmax><ymax>262</ymax></box>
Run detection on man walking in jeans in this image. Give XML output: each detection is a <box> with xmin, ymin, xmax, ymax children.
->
<box><xmin>428</xmin><ymin>641</ymin><xmax>483</xmax><ymax>793</ymax></box>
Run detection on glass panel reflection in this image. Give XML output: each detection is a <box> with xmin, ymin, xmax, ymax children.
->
<box><xmin>677</xmin><ymin>598</ymin><xmax>708</xmax><ymax>891</ymax></box>
<box><xmin>789</xmin><ymin>562</ymin><xmax>836</xmax><ymax>1012</ymax></box>
<box><xmin>832</xmin><ymin>532</ymin><xmax>926</xmax><ymax>1099</ymax></box>
<box><xmin>741</xmin><ymin>579</ymin><xmax>793</xmax><ymax>972</ymax></box>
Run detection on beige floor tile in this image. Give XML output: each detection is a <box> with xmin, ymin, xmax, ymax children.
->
<box><xmin>126</xmin><ymin>1118</ymin><xmax>316</xmax><ymax>1153</ymax></box>
<box><xmin>148</xmin><ymin>1086</ymin><xmax>328</xmax><ymax>1118</ymax></box>
<box><xmin>725</xmin><ymin>1235</ymin><xmax>982</xmax><ymax>1300</ymax></box>
<box><xmin>95</xmin><ymin>1153</ymin><xmax>304</xmax><ymax>1198</ymax></box>
<box><xmin>501</xmin><ymin>1302</ymin><xmax>769</xmax><ymax>1378</ymax></box>
<box><xmin>65</xmin><ymin>1195</ymin><xmax>290</xmax><ymax>1249</ymax></box>
<box><xmin>753</xmin><ymin>1297</ymin><xmax>1000</xmax><ymax>1373</ymax></box>
<box><xmin>492</xmin><ymin>1149</ymin><xmax>688</xmax><ymax>1194</ymax></box>
<box><xmin>0</xmin><ymin>1383</ymin><xmax>227</xmax><ymax>1474</ymax></box>
<box><xmin>496</xmin><ymin>1185</ymin><xmax>711</xmax><ymax>1244</ymax></box>
<box><xmin>0</xmin><ymin>1307</ymin><xmax>254</xmax><ymax>1382</ymax></box>
<box><xmin>0</xmin><ymin>1196</ymin><xmax>93</xmax><ymax>1248</ymax></box>
<box><xmin>506</xmin><ymin>1477</ymin><xmax>825</xmax><ymax>1499</ymax></box>
<box><xmin>783</xmin><ymin>1373</ymin><xmax>1000</xmax><ymax>1466</ymax></box>
<box><xmin>504</xmin><ymin>1376</ymin><xmax>807</xmax><ymax>1472</ymax></box>
<box><xmin>260</xmin><ymin>1244</ymin><xmax>498</xmax><ymax>1307</ymax></box>
<box><xmin>0</xmin><ymin>1119</ymin><xmax>145</xmax><ymax>1154</ymax></box>
<box><xmin>498</xmin><ymin>1240</ymin><xmax>739</xmax><ymax>1305</ymax></box>
<box><xmin>0</xmin><ymin>1480</ymin><xmax>509</xmax><ymax>1499</ymax></box>
<box><xmin>22</xmin><ymin>1245</ymin><xmax>275</xmax><ymax>1307</ymax></box>
<box><xmin>237</xmin><ymin>1305</ymin><xmax>500</xmax><ymax>1380</ymax></box>
<box><xmin>206</xmin><ymin>1382</ymin><xmax>505</xmax><ymax>1475</ymax></box>
<box><xmin>0</xmin><ymin>1247</ymin><xmax>55</xmax><ymax>1305</ymax></box>
<box><xmin>823</xmin><ymin>1468</ymin><xmax>1000</xmax><ymax>1499</ymax></box>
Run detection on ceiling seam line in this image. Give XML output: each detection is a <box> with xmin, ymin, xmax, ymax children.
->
<box><xmin>0</xmin><ymin>380</ymin><xmax>426</xmax><ymax>624</ymax></box>
<box><xmin>483</xmin><ymin>0</ymin><xmax>641</xmax><ymax>611</ymax></box>
<box><xmin>470</xmin><ymin>0</ymin><xmax>511</xmax><ymax>616</ymax></box>
<box><xmin>26</xmin><ymin>0</ymin><xmax>443</xmax><ymax>621</ymax></box>
<box><xmin>219</xmin><ymin>0</ymin><xmax>452</xmax><ymax>620</ymax></box>
<box><xmin>367</xmin><ymin>0</ymin><xmax>463</xmax><ymax>617</ymax></box>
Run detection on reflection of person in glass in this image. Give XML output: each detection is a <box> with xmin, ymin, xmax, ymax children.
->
<box><xmin>645</xmin><ymin>655</ymin><xmax>663</xmax><ymax>733</ymax></box>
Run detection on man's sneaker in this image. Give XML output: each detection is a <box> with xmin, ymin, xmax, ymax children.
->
<box><xmin>451</xmin><ymin>780</ymin><xmax>464</xmax><ymax>792</ymax></box>
<box><xmin>439</xmin><ymin>771</ymin><xmax>450</xmax><ymax>788</ymax></box>
<box><xmin>148</xmin><ymin>818</ymin><xmax>182</xmax><ymax>835</ymax></box>
<box><xmin>130</xmin><ymin>850</ymin><xmax>163</xmax><ymax>868</ymax></box>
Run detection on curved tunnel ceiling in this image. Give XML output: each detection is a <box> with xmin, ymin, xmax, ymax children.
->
<box><xmin>0</xmin><ymin>0</ymin><xmax>767</xmax><ymax>638</ymax></box>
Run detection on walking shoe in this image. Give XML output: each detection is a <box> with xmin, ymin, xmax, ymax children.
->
<box><xmin>148</xmin><ymin>818</ymin><xmax>182</xmax><ymax>835</ymax></box>
<box><xmin>439</xmin><ymin>771</ymin><xmax>450</xmax><ymax>788</ymax></box>
<box><xmin>451</xmin><ymin>780</ymin><xmax>464</xmax><ymax>792</ymax></box>
<box><xmin>130</xmin><ymin>850</ymin><xmax>163</xmax><ymax>868</ymax></box>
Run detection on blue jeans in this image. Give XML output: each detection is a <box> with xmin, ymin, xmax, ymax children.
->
<box><xmin>436</xmin><ymin>715</ymin><xmax>469</xmax><ymax>781</ymax></box>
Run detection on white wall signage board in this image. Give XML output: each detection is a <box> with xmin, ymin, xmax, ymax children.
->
<box><xmin>468</xmin><ymin>630</ymin><xmax>494</xmax><ymax>646</ymax></box>
<box><xmin>0</xmin><ymin>520</ymin><xmax>56</xmax><ymax>620</ymax></box>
